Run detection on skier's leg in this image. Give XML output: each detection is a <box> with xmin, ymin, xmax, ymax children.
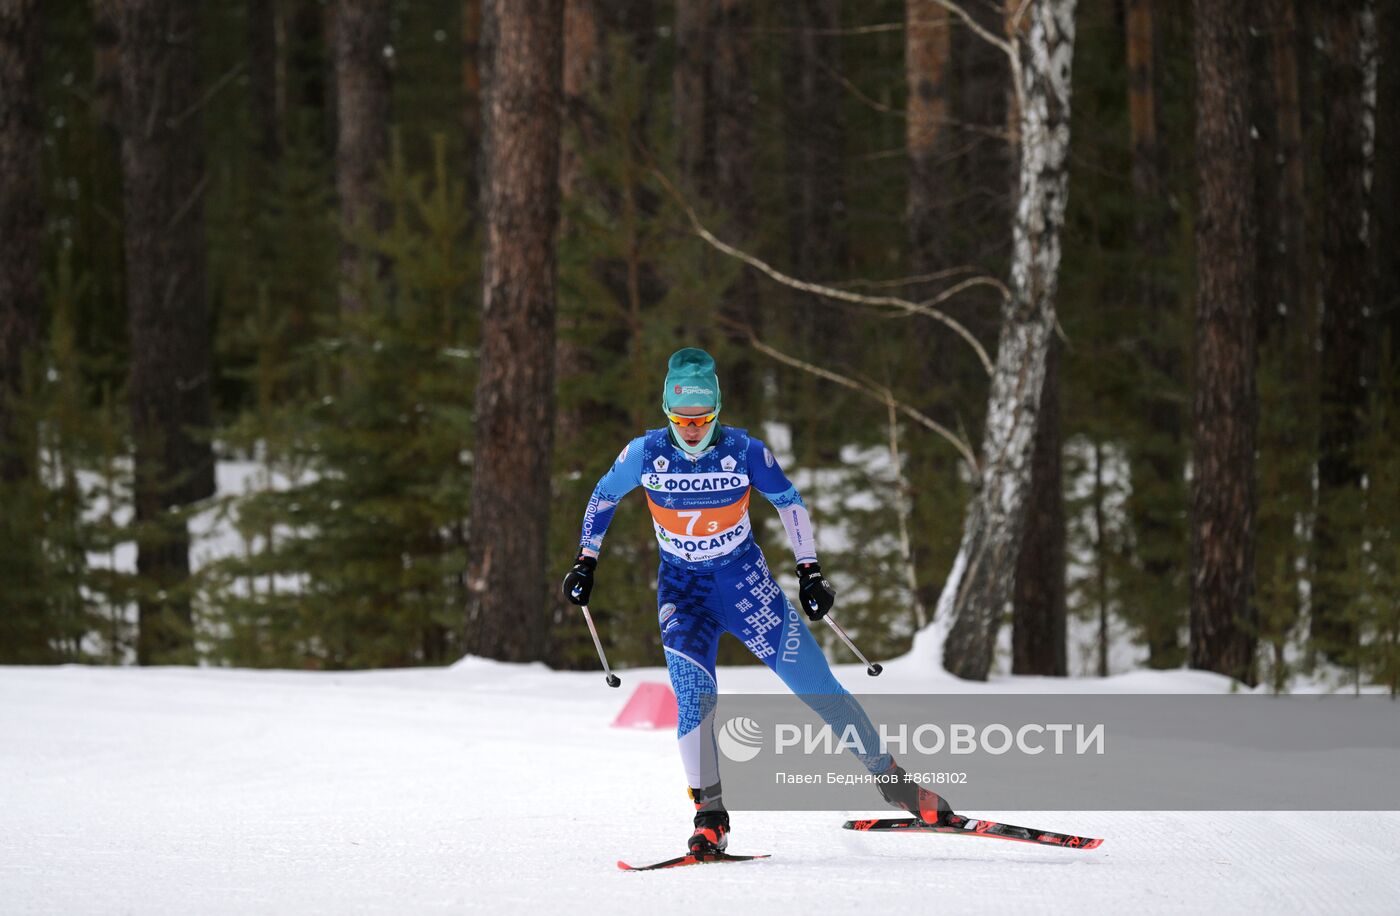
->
<box><xmin>719</xmin><ymin>547</ymin><xmax>892</xmax><ymax>774</ymax></box>
<box><xmin>720</xmin><ymin>547</ymin><xmax>954</xmax><ymax>822</ymax></box>
<box><xmin>657</xmin><ymin>563</ymin><xmax>729</xmax><ymax>851</ymax></box>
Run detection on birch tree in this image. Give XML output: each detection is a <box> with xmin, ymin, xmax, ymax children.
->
<box><xmin>929</xmin><ymin>0</ymin><xmax>1078</xmax><ymax>681</ymax></box>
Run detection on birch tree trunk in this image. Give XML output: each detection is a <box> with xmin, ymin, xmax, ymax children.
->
<box><xmin>935</xmin><ymin>0</ymin><xmax>1078</xmax><ymax>681</ymax></box>
<box><xmin>465</xmin><ymin>0</ymin><xmax>563</xmax><ymax>662</ymax></box>
<box><xmin>1190</xmin><ymin>0</ymin><xmax>1258</xmax><ymax>686</ymax></box>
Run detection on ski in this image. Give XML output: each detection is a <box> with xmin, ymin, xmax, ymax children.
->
<box><xmin>843</xmin><ymin>815</ymin><xmax>1103</xmax><ymax>850</ymax></box>
<box><xmin>617</xmin><ymin>852</ymin><xmax>772</xmax><ymax>871</ymax></box>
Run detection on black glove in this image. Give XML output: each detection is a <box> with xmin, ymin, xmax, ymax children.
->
<box><xmin>796</xmin><ymin>562</ymin><xmax>835</xmax><ymax>621</ymax></box>
<box><xmin>562</xmin><ymin>554</ymin><xmax>597</xmax><ymax>605</ymax></box>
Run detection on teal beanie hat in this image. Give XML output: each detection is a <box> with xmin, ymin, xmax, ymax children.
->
<box><xmin>661</xmin><ymin>348</ymin><xmax>722</xmax><ymax>413</ymax></box>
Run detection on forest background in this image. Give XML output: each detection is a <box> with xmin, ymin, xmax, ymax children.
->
<box><xmin>1</xmin><ymin>0</ymin><xmax>1396</xmax><ymax>693</ymax></box>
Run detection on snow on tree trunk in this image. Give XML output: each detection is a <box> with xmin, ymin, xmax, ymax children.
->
<box><xmin>933</xmin><ymin>0</ymin><xmax>1077</xmax><ymax>681</ymax></box>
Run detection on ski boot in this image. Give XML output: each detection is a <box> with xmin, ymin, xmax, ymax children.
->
<box><xmin>877</xmin><ymin>762</ymin><xmax>955</xmax><ymax>826</ymax></box>
<box><xmin>687</xmin><ymin>783</ymin><xmax>730</xmax><ymax>855</ymax></box>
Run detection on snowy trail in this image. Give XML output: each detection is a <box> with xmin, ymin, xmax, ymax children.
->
<box><xmin>2</xmin><ymin>661</ymin><xmax>1398</xmax><ymax>914</ymax></box>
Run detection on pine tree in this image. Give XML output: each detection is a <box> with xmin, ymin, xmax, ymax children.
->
<box><xmin>209</xmin><ymin>137</ymin><xmax>476</xmax><ymax>669</ymax></box>
<box><xmin>465</xmin><ymin>0</ymin><xmax>564</xmax><ymax>662</ymax></box>
<box><xmin>1190</xmin><ymin>0</ymin><xmax>1258</xmax><ymax>685</ymax></box>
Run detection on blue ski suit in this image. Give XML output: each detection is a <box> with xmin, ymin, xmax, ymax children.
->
<box><xmin>578</xmin><ymin>425</ymin><xmax>891</xmax><ymax>795</ymax></box>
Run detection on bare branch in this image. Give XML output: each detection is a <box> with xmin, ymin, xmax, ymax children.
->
<box><xmin>169</xmin><ymin>61</ymin><xmax>247</xmax><ymax>129</ymax></box>
<box><xmin>925</xmin><ymin>0</ymin><xmax>1025</xmax><ymax>130</ymax></box>
<box><xmin>926</xmin><ymin>0</ymin><xmax>1014</xmax><ymax>58</ymax></box>
<box><xmin>830</xmin><ymin>265</ymin><xmax>982</xmax><ymax>291</ymax></box>
<box><xmin>744</xmin><ymin>22</ymin><xmax>907</xmax><ymax>37</ymax></box>
<box><xmin>819</xmin><ymin>59</ymin><xmax>906</xmax><ymax>117</ymax></box>
<box><xmin>740</xmin><ymin>328</ymin><xmax>981</xmax><ymax>475</ymax></box>
<box><xmin>649</xmin><ymin>165</ymin><xmax>996</xmax><ymax>375</ymax></box>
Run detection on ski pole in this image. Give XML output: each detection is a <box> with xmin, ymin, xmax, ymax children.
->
<box><xmin>580</xmin><ymin>604</ymin><xmax>621</xmax><ymax>688</ymax></box>
<box><xmin>823</xmin><ymin>614</ymin><xmax>883</xmax><ymax>676</ymax></box>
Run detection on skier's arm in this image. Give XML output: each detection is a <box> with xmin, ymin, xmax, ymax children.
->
<box><xmin>747</xmin><ymin>437</ymin><xmax>818</xmax><ymax>565</ymax></box>
<box><xmin>578</xmin><ymin>437</ymin><xmax>645</xmax><ymax>558</ymax></box>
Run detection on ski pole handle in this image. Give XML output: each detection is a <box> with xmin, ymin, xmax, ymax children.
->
<box><xmin>823</xmin><ymin>614</ymin><xmax>883</xmax><ymax>676</ymax></box>
<box><xmin>580</xmin><ymin>604</ymin><xmax>621</xmax><ymax>688</ymax></box>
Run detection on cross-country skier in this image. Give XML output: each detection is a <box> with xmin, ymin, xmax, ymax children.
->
<box><xmin>562</xmin><ymin>347</ymin><xmax>953</xmax><ymax>856</ymax></box>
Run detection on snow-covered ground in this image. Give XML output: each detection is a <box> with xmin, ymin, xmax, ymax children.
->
<box><xmin>3</xmin><ymin>657</ymin><xmax>1398</xmax><ymax>915</ymax></box>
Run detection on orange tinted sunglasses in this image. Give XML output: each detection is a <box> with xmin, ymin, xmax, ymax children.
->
<box><xmin>666</xmin><ymin>410</ymin><xmax>718</xmax><ymax>427</ymax></box>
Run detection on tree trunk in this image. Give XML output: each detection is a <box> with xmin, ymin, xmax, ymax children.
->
<box><xmin>117</xmin><ymin>0</ymin><xmax>216</xmax><ymax>665</ymax></box>
<box><xmin>673</xmin><ymin>0</ymin><xmax>758</xmax><ymax>402</ymax></box>
<box><xmin>1251</xmin><ymin>0</ymin><xmax>1310</xmax><ymax>680</ymax></box>
<box><xmin>1312</xmin><ymin>0</ymin><xmax>1372</xmax><ymax>662</ymax></box>
<box><xmin>712</xmin><ymin>0</ymin><xmax>758</xmax><ymax>403</ymax></box>
<box><xmin>1190</xmin><ymin>0</ymin><xmax>1257</xmax><ymax>686</ymax></box>
<box><xmin>1123</xmin><ymin>0</ymin><xmax>1185</xmax><ymax>668</ymax></box>
<box><xmin>905</xmin><ymin>0</ymin><xmax>961</xmax><ymax>617</ymax></box>
<box><xmin>0</xmin><ymin>0</ymin><xmax>46</xmax><ymax>665</ymax></box>
<box><xmin>463</xmin><ymin>0</ymin><xmax>483</xmax><ymax>202</ymax></box>
<box><xmin>248</xmin><ymin>0</ymin><xmax>280</xmax><ymax>164</ymax></box>
<box><xmin>1012</xmin><ymin>337</ymin><xmax>1067</xmax><ymax>676</ymax></box>
<box><xmin>905</xmin><ymin>0</ymin><xmax>960</xmax><ymax>415</ymax></box>
<box><xmin>672</xmin><ymin>0</ymin><xmax>708</xmax><ymax>191</ymax></box>
<box><xmin>785</xmin><ymin>0</ymin><xmax>847</xmax><ymax>335</ymax></box>
<box><xmin>554</xmin><ymin>0</ymin><xmax>603</xmax><ymax>460</ymax></box>
<box><xmin>0</xmin><ymin>0</ymin><xmax>42</xmax><ymax>488</ymax></box>
<box><xmin>333</xmin><ymin>0</ymin><xmax>392</xmax><ymax>320</ymax></box>
<box><xmin>1092</xmin><ymin>439</ymin><xmax>1109</xmax><ymax>677</ymax></box>
<box><xmin>936</xmin><ymin>0</ymin><xmax>1078</xmax><ymax>681</ymax></box>
<box><xmin>94</xmin><ymin>0</ymin><xmax>122</xmax><ymax>134</ymax></box>
<box><xmin>559</xmin><ymin>0</ymin><xmax>598</xmax><ymax>203</ymax></box>
<box><xmin>906</xmin><ymin>0</ymin><xmax>952</xmax><ymax>277</ymax></box>
<box><xmin>1377</xmin><ymin>0</ymin><xmax>1400</xmax><ymax>367</ymax></box>
<box><xmin>465</xmin><ymin>0</ymin><xmax>563</xmax><ymax>662</ymax></box>
<box><xmin>287</xmin><ymin>0</ymin><xmax>333</xmax><ymax>152</ymax></box>
<box><xmin>1253</xmin><ymin>0</ymin><xmax>1306</xmax><ymax>346</ymax></box>
<box><xmin>951</xmin><ymin>0</ymin><xmax>1014</xmax><ymax>350</ymax></box>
